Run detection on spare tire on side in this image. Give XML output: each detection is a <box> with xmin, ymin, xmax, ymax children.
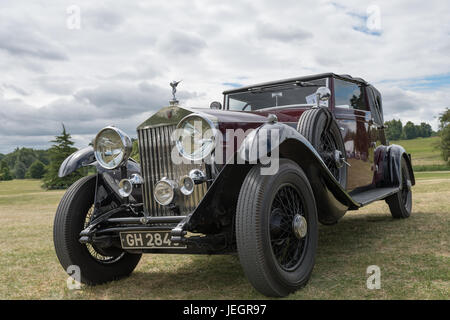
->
<box><xmin>297</xmin><ymin>107</ymin><xmax>347</xmax><ymax>189</ymax></box>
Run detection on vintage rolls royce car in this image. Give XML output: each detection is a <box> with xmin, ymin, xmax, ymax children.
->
<box><xmin>54</xmin><ymin>73</ymin><xmax>414</xmax><ymax>297</ymax></box>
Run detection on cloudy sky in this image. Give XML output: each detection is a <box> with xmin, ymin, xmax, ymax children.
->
<box><xmin>0</xmin><ymin>0</ymin><xmax>449</xmax><ymax>153</ymax></box>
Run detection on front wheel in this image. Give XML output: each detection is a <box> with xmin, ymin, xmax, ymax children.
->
<box><xmin>236</xmin><ymin>159</ymin><xmax>318</xmax><ymax>297</ymax></box>
<box><xmin>53</xmin><ymin>175</ymin><xmax>141</xmax><ymax>285</ymax></box>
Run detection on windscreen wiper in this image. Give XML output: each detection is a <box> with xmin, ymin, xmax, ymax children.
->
<box><xmin>248</xmin><ymin>80</ymin><xmax>320</xmax><ymax>92</ymax></box>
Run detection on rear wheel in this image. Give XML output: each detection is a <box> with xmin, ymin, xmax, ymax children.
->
<box><xmin>297</xmin><ymin>108</ymin><xmax>347</xmax><ymax>189</ymax></box>
<box><xmin>53</xmin><ymin>175</ymin><xmax>141</xmax><ymax>285</ymax></box>
<box><xmin>236</xmin><ymin>159</ymin><xmax>318</xmax><ymax>297</ymax></box>
<box><xmin>385</xmin><ymin>159</ymin><xmax>412</xmax><ymax>218</ymax></box>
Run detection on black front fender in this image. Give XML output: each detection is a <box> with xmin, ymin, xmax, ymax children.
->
<box><xmin>58</xmin><ymin>146</ymin><xmax>142</xmax><ymax>203</ymax></box>
<box><xmin>58</xmin><ymin>146</ymin><xmax>96</xmax><ymax>178</ymax></box>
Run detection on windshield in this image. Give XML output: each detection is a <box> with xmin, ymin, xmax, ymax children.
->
<box><xmin>226</xmin><ymin>78</ymin><xmax>328</xmax><ymax>111</ymax></box>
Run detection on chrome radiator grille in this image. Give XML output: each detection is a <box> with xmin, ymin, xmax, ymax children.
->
<box><xmin>137</xmin><ymin>125</ymin><xmax>208</xmax><ymax>216</ymax></box>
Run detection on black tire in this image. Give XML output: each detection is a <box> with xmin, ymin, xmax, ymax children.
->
<box><xmin>385</xmin><ymin>159</ymin><xmax>412</xmax><ymax>218</ymax></box>
<box><xmin>297</xmin><ymin>108</ymin><xmax>347</xmax><ymax>189</ymax></box>
<box><xmin>53</xmin><ymin>175</ymin><xmax>141</xmax><ymax>285</ymax></box>
<box><xmin>236</xmin><ymin>159</ymin><xmax>318</xmax><ymax>297</ymax></box>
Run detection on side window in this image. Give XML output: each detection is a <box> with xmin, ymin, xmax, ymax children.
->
<box><xmin>334</xmin><ymin>79</ymin><xmax>368</xmax><ymax>111</ymax></box>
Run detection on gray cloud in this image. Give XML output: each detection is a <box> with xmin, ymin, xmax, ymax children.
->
<box><xmin>0</xmin><ymin>81</ymin><xmax>201</xmax><ymax>153</ymax></box>
<box><xmin>108</xmin><ymin>57</ymin><xmax>165</xmax><ymax>81</ymax></box>
<box><xmin>74</xmin><ymin>82</ymin><xmax>171</xmax><ymax>115</ymax></box>
<box><xmin>84</xmin><ymin>7</ymin><xmax>125</xmax><ymax>31</ymax></box>
<box><xmin>2</xmin><ymin>83</ymin><xmax>30</xmax><ymax>96</ymax></box>
<box><xmin>379</xmin><ymin>85</ymin><xmax>450</xmax><ymax>126</ymax></box>
<box><xmin>158</xmin><ymin>30</ymin><xmax>207</xmax><ymax>56</ymax></box>
<box><xmin>381</xmin><ymin>88</ymin><xmax>421</xmax><ymax>113</ymax></box>
<box><xmin>0</xmin><ymin>20</ymin><xmax>67</xmax><ymax>61</ymax></box>
<box><xmin>255</xmin><ymin>22</ymin><xmax>313</xmax><ymax>42</ymax></box>
<box><xmin>0</xmin><ymin>0</ymin><xmax>449</xmax><ymax>153</ymax></box>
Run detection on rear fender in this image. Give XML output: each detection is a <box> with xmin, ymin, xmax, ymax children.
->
<box><xmin>376</xmin><ymin>144</ymin><xmax>415</xmax><ymax>188</ymax></box>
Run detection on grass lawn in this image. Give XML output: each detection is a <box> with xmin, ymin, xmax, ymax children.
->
<box><xmin>0</xmin><ymin>178</ymin><xmax>448</xmax><ymax>300</ymax></box>
<box><xmin>391</xmin><ymin>136</ymin><xmax>448</xmax><ymax>170</ymax></box>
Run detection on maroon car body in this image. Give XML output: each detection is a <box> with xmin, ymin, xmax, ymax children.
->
<box><xmin>55</xmin><ymin>72</ymin><xmax>415</xmax><ymax>297</ymax></box>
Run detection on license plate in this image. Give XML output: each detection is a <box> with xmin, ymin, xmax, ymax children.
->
<box><xmin>120</xmin><ymin>231</ymin><xmax>186</xmax><ymax>249</ymax></box>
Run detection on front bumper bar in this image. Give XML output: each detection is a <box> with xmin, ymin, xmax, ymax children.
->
<box><xmin>79</xmin><ymin>204</ymin><xmax>188</xmax><ymax>244</ymax></box>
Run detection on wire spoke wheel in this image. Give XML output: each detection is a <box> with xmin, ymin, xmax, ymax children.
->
<box><xmin>236</xmin><ymin>160</ymin><xmax>318</xmax><ymax>297</ymax></box>
<box><xmin>84</xmin><ymin>205</ymin><xmax>125</xmax><ymax>264</ymax></box>
<box><xmin>297</xmin><ymin>108</ymin><xmax>347</xmax><ymax>190</ymax></box>
<box><xmin>318</xmin><ymin>130</ymin><xmax>341</xmax><ymax>181</ymax></box>
<box><xmin>54</xmin><ymin>175</ymin><xmax>142</xmax><ymax>285</ymax></box>
<box><xmin>270</xmin><ymin>184</ymin><xmax>307</xmax><ymax>271</ymax></box>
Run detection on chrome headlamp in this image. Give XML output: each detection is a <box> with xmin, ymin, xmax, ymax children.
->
<box><xmin>93</xmin><ymin>126</ymin><xmax>132</xmax><ymax>170</ymax></box>
<box><xmin>175</xmin><ymin>114</ymin><xmax>217</xmax><ymax>161</ymax></box>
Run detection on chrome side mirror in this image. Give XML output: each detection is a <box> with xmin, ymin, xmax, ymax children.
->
<box><xmin>315</xmin><ymin>87</ymin><xmax>331</xmax><ymax>107</ymax></box>
<box><xmin>316</xmin><ymin>87</ymin><xmax>331</xmax><ymax>101</ymax></box>
<box><xmin>210</xmin><ymin>101</ymin><xmax>222</xmax><ymax>110</ymax></box>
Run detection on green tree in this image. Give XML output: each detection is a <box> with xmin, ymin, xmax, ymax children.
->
<box><xmin>418</xmin><ymin>122</ymin><xmax>433</xmax><ymax>138</ymax></box>
<box><xmin>35</xmin><ymin>149</ymin><xmax>50</xmax><ymax>165</ymax></box>
<box><xmin>13</xmin><ymin>161</ymin><xmax>27</xmax><ymax>179</ymax></box>
<box><xmin>403</xmin><ymin>121</ymin><xmax>417</xmax><ymax>140</ymax></box>
<box><xmin>26</xmin><ymin>160</ymin><xmax>46</xmax><ymax>179</ymax></box>
<box><xmin>1</xmin><ymin>148</ymin><xmax>50</xmax><ymax>174</ymax></box>
<box><xmin>42</xmin><ymin>125</ymin><xmax>85</xmax><ymax>189</ymax></box>
<box><xmin>130</xmin><ymin>139</ymin><xmax>140</xmax><ymax>163</ymax></box>
<box><xmin>385</xmin><ymin>119</ymin><xmax>403</xmax><ymax>141</ymax></box>
<box><xmin>0</xmin><ymin>160</ymin><xmax>13</xmax><ymax>181</ymax></box>
<box><xmin>438</xmin><ymin>108</ymin><xmax>450</xmax><ymax>164</ymax></box>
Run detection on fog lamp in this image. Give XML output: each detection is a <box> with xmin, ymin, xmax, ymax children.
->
<box><xmin>154</xmin><ymin>178</ymin><xmax>176</xmax><ymax>206</ymax></box>
<box><xmin>179</xmin><ymin>175</ymin><xmax>195</xmax><ymax>196</ymax></box>
<box><xmin>118</xmin><ymin>179</ymin><xmax>133</xmax><ymax>198</ymax></box>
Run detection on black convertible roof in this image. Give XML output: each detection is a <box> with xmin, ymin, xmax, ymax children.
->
<box><xmin>222</xmin><ymin>73</ymin><xmax>368</xmax><ymax>94</ymax></box>
<box><xmin>222</xmin><ymin>72</ymin><xmax>384</xmax><ymax>125</ymax></box>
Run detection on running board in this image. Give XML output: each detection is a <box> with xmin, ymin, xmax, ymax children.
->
<box><xmin>350</xmin><ymin>187</ymin><xmax>399</xmax><ymax>207</ymax></box>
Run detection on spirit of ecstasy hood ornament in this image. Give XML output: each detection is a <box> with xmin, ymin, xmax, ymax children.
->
<box><xmin>170</xmin><ymin>80</ymin><xmax>181</xmax><ymax>105</ymax></box>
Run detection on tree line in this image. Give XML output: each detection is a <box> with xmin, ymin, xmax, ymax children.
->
<box><xmin>438</xmin><ymin>108</ymin><xmax>449</xmax><ymax>165</ymax></box>
<box><xmin>0</xmin><ymin>125</ymin><xmax>141</xmax><ymax>189</ymax></box>
<box><xmin>0</xmin><ymin>125</ymin><xmax>86</xmax><ymax>189</ymax></box>
<box><xmin>384</xmin><ymin>119</ymin><xmax>435</xmax><ymax>141</ymax></box>
<box><xmin>0</xmin><ymin>148</ymin><xmax>48</xmax><ymax>181</ymax></box>
<box><xmin>1</xmin><ymin>111</ymin><xmax>449</xmax><ymax>187</ymax></box>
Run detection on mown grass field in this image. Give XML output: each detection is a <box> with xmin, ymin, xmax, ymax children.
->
<box><xmin>391</xmin><ymin>136</ymin><xmax>449</xmax><ymax>170</ymax></box>
<box><xmin>0</xmin><ymin>172</ymin><xmax>448</xmax><ymax>300</ymax></box>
